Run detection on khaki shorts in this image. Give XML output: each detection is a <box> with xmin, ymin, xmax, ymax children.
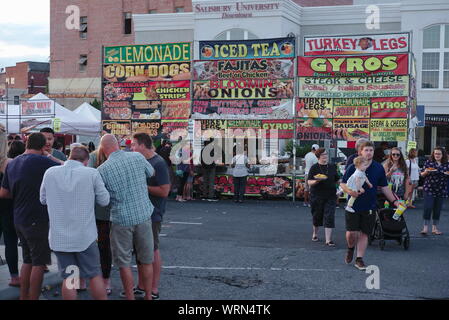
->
<box><xmin>110</xmin><ymin>220</ymin><xmax>154</xmax><ymax>268</ymax></box>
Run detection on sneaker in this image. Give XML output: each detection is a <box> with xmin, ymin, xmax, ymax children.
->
<box><xmin>303</xmin><ymin>202</ymin><xmax>308</xmax><ymax>207</ymax></box>
<box><xmin>120</xmin><ymin>287</ymin><xmax>146</xmax><ymax>299</ymax></box>
<box><xmin>345</xmin><ymin>248</ymin><xmax>354</xmax><ymax>264</ymax></box>
<box><xmin>354</xmin><ymin>258</ymin><xmax>367</xmax><ymax>271</ymax></box>
<box><xmin>345</xmin><ymin>206</ymin><xmax>355</xmax><ymax>213</ymax></box>
<box><xmin>151</xmin><ymin>292</ymin><xmax>160</xmax><ymax>300</ymax></box>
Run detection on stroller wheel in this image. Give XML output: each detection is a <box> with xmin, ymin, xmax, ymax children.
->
<box><xmin>379</xmin><ymin>239</ymin><xmax>386</xmax><ymax>251</ymax></box>
<box><xmin>403</xmin><ymin>237</ymin><xmax>410</xmax><ymax>250</ymax></box>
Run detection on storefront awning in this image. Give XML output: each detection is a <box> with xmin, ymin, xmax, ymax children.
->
<box><xmin>425</xmin><ymin>114</ymin><xmax>449</xmax><ymax>126</ymax></box>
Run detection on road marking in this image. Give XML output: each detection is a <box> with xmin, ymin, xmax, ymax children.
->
<box><xmin>169</xmin><ymin>222</ymin><xmax>203</xmax><ymax>225</ymax></box>
<box><xmin>162</xmin><ymin>265</ymin><xmax>341</xmax><ymax>272</ymax></box>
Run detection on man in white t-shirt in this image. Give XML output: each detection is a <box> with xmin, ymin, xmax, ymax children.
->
<box><xmin>304</xmin><ymin>144</ymin><xmax>319</xmax><ymax>207</ymax></box>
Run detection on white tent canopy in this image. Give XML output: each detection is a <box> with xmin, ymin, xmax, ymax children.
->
<box><xmin>0</xmin><ymin>93</ymin><xmax>101</xmax><ymax>136</ymax></box>
<box><xmin>74</xmin><ymin>102</ymin><xmax>101</xmax><ymax>122</ymax></box>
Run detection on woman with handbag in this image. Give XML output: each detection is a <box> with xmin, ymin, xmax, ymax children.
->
<box><xmin>405</xmin><ymin>148</ymin><xmax>420</xmax><ymax>208</ymax></box>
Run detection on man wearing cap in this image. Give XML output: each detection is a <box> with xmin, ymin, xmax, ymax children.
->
<box><xmin>304</xmin><ymin>144</ymin><xmax>320</xmax><ymax>207</ymax></box>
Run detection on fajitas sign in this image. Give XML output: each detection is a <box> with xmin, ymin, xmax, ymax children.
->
<box><xmin>304</xmin><ymin>33</ymin><xmax>410</xmax><ymax>56</ymax></box>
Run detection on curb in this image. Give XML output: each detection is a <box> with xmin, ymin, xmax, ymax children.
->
<box><xmin>0</xmin><ymin>272</ymin><xmax>62</xmax><ymax>300</ymax></box>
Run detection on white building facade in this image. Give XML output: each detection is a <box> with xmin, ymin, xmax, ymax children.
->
<box><xmin>133</xmin><ymin>0</ymin><xmax>449</xmax><ymax>154</ymax></box>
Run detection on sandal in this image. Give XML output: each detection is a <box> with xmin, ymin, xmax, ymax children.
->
<box><xmin>312</xmin><ymin>236</ymin><xmax>319</xmax><ymax>242</ymax></box>
<box><xmin>326</xmin><ymin>241</ymin><xmax>336</xmax><ymax>247</ymax></box>
<box><xmin>432</xmin><ymin>230</ymin><xmax>443</xmax><ymax>235</ymax></box>
<box><xmin>420</xmin><ymin>230</ymin><xmax>428</xmax><ymax>236</ymax></box>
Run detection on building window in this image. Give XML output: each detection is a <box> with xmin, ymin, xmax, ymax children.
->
<box><xmin>124</xmin><ymin>12</ymin><xmax>132</xmax><ymax>34</ymax></box>
<box><xmin>10</xmin><ymin>78</ymin><xmax>15</xmax><ymax>85</ymax></box>
<box><xmin>79</xmin><ymin>55</ymin><xmax>88</xmax><ymax>72</ymax></box>
<box><xmin>175</xmin><ymin>7</ymin><xmax>185</xmax><ymax>13</ymax></box>
<box><xmin>80</xmin><ymin>16</ymin><xmax>87</xmax><ymax>39</ymax></box>
<box><xmin>214</xmin><ymin>28</ymin><xmax>258</xmax><ymax>41</ymax></box>
<box><xmin>422</xmin><ymin>24</ymin><xmax>449</xmax><ymax>89</ymax></box>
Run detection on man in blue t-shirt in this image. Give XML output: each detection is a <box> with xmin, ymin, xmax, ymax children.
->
<box><xmin>0</xmin><ymin>133</ymin><xmax>59</xmax><ymax>300</ymax></box>
<box><xmin>131</xmin><ymin>133</ymin><xmax>170</xmax><ymax>300</ymax></box>
<box><xmin>340</xmin><ymin>141</ymin><xmax>399</xmax><ymax>271</ymax></box>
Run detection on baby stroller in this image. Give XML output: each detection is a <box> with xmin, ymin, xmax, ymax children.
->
<box><xmin>368</xmin><ymin>207</ymin><xmax>410</xmax><ymax>251</ymax></box>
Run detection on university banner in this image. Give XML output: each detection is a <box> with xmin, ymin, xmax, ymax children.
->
<box><xmin>261</xmin><ymin>120</ymin><xmax>294</xmax><ymax>139</ymax></box>
<box><xmin>333</xmin><ymin>98</ymin><xmax>370</xmax><ymax>118</ymax></box>
<box><xmin>102</xmin><ymin>120</ymin><xmax>131</xmax><ymax>135</ymax></box>
<box><xmin>104</xmin><ymin>81</ymin><xmax>190</xmax><ymax>101</ymax></box>
<box><xmin>131</xmin><ymin>119</ymin><xmax>162</xmax><ymax>137</ymax></box>
<box><xmin>370</xmin><ymin>118</ymin><xmax>408</xmax><ymax>141</ymax></box>
<box><xmin>21</xmin><ymin>100</ymin><xmax>55</xmax><ymax>117</ymax></box>
<box><xmin>298</xmin><ymin>75</ymin><xmax>409</xmax><ymax>98</ymax></box>
<box><xmin>103</xmin><ymin>62</ymin><xmax>191</xmax><ymax>82</ymax></box>
<box><xmin>193</xmin><ymin>58</ymin><xmax>294</xmax><ymax>80</ymax></box>
<box><xmin>370</xmin><ymin>97</ymin><xmax>408</xmax><ymax>118</ymax></box>
<box><xmin>296</xmin><ymin>118</ymin><xmax>332</xmax><ymax>140</ymax></box>
<box><xmin>199</xmin><ymin>37</ymin><xmax>295</xmax><ymax>60</ymax></box>
<box><xmin>193</xmin><ymin>79</ymin><xmax>294</xmax><ymax>100</ymax></box>
<box><xmin>191</xmin><ymin>99</ymin><xmax>293</xmax><ymax>119</ymax></box>
<box><xmin>104</xmin><ymin>43</ymin><xmax>191</xmax><ymax>64</ymax></box>
<box><xmin>298</xmin><ymin>54</ymin><xmax>409</xmax><ymax>77</ymax></box>
<box><xmin>160</xmin><ymin>101</ymin><xmax>191</xmax><ymax>119</ymax></box>
<box><xmin>304</xmin><ymin>33</ymin><xmax>410</xmax><ymax>56</ymax></box>
<box><xmin>332</xmin><ymin>119</ymin><xmax>370</xmax><ymax>141</ymax></box>
<box><xmin>0</xmin><ymin>101</ymin><xmax>6</xmax><ymax>115</ymax></box>
<box><xmin>296</xmin><ymin>98</ymin><xmax>333</xmax><ymax>118</ymax></box>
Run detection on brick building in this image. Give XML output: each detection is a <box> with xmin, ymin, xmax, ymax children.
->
<box><xmin>0</xmin><ymin>61</ymin><xmax>49</xmax><ymax>102</ymax></box>
<box><xmin>49</xmin><ymin>0</ymin><xmax>352</xmax><ymax>109</ymax></box>
<box><xmin>49</xmin><ymin>0</ymin><xmax>192</xmax><ymax>109</ymax></box>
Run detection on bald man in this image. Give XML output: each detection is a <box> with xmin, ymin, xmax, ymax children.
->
<box><xmin>97</xmin><ymin>134</ymin><xmax>155</xmax><ymax>300</ymax></box>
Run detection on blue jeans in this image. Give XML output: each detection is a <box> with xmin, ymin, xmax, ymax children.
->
<box><xmin>423</xmin><ymin>193</ymin><xmax>444</xmax><ymax>225</ymax></box>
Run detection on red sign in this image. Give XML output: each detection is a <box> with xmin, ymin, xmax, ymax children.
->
<box><xmin>261</xmin><ymin>120</ymin><xmax>294</xmax><ymax>139</ymax></box>
<box><xmin>370</xmin><ymin>97</ymin><xmax>408</xmax><ymax>118</ymax></box>
<box><xmin>298</xmin><ymin>54</ymin><xmax>409</xmax><ymax>77</ymax></box>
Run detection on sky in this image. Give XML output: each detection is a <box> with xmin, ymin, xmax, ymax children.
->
<box><xmin>0</xmin><ymin>0</ymin><xmax>50</xmax><ymax>69</ymax></box>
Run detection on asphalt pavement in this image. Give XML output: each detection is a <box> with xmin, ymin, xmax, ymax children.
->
<box><xmin>2</xmin><ymin>198</ymin><xmax>449</xmax><ymax>300</ymax></box>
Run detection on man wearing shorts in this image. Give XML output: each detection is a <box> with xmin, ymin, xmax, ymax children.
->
<box><xmin>304</xmin><ymin>144</ymin><xmax>319</xmax><ymax>207</ymax></box>
<box><xmin>40</xmin><ymin>146</ymin><xmax>110</xmax><ymax>300</ymax></box>
<box><xmin>0</xmin><ymin>133</ymin><xmax>59</xmax><ymax>300</ymax></box>
<box><xmin>340</xmin><ymin>141</ymin><xmax>399</xmax><ymax>270</ymax></box>
<box><xmin>98</xmin><ymin>134</ymin><xmax>155</xmax><ymax>300</ymax></box>
<box><xmin>130</xmin><ymin>133</ymin><xmax>170</xmax><ymax>300</ymax></box>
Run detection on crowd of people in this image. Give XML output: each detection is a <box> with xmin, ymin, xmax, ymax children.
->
<box><xmin>306</xmin><ymin>139</ymin><xmax>449</xmax><ymax>270</ymax></box>
<box><xmin>0</xmin><ymin>124</ymin><xmax>448</xmax><ymax>299</ymax></box>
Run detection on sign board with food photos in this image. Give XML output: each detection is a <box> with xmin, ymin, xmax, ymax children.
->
<box><xmin>161</xmin><ymin>119</ymin><xmax>189</xmax><ymax>140</ymax></box>
<box><xmin>296</xmin><ymin>118</ymin><xmax>333</xmax><ymax>140</ymax></box>
<box><xmin>332</xmin><ymin>98</ymin><xmax>370</xmax><ymax>119</ymax></box>
<box><xmin>199</xmin><ymin>38</ymin><xmax>295</xmax><ymax>60</ymax></box>
<box><xmin>102</xmin><ymin>120</ymin><xmax>131</xmax><ymax>136</ymax></box>
<box><xmin>298</xmin><ymin>54</ymin><xmax>409</xmax><ymax>77</ymax></box>
<box><xmin>191</xmin><ymin>99</ymin><xmax>293</xmax><ymax>119</ymax></box>
<box><xmin>102</xmin><ymin>43</ymin><xmax>192</xmax><ymax>137</ymax></box>
<box><xmin>370</xmin><ymin>118</ymin><xmax>408</xmax><ymax>141</ymax></box>
<box><xmin>296</xmin><ymin>98</ymin><xmax>333</xmax><ymax>118</ymax></box>
<box><xmin>332</xmin><ymin>118</ymin><xmax>370</xmax><ymax>141</ymax></box>
<box><xmin>193</xmin><ymin>58</ymin><xmax>294</xmax><ymax>80</ymax></box>
<box><xmin>303</xmin><ymin>32</ymin><xmax>410</xmax><ymax>56</ymax></box>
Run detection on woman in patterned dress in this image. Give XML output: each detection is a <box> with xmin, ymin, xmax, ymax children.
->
<box><xmin>420</xmin><ymin>147</ymin><xmax>449</xmax><ymax>235</ymax></box>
